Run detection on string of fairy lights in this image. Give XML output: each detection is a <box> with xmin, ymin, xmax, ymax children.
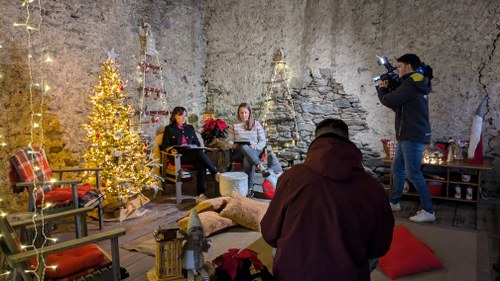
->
<box><xmin>1</xmin><ymin>0</ymin><xmax>58</xmax><ymax>279</ymax></box>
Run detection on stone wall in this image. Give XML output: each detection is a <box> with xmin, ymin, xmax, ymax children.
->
<box><xmin>0</xmin><ymin>0</ymin><xmax>498</xmax><ymax>196</ymax></box>
<box><xmin>266</xmin><ymin>67</ymin><xmax>374</xmax><ymax>167</ymax></box>
<box><xmin>0</xmin><ymin>0</ymin><xmax>205</xmax><ymax>197</ymax></box>
<box><xmin>204</xmin><ymin>0</ymin><xmax>500</xmax><ymax>192</ymax></box>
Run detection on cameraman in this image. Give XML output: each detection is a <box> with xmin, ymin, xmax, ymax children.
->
<box><xmin>377</xmin><ymin>54</ymin><xmax>435</xmax><ymax>223</ymax></box>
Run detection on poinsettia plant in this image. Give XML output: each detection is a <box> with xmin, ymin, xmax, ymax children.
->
<box><xmin>201</xmin><ymin>118</ymin><xmax>228</xmax><ymax>145</ymax></box>
<box><xmin>212</xmin><ymin>248</ymin><xmax>269</xmax><ymax>281</ymax></box>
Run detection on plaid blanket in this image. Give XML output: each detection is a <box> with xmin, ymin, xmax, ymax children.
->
<box><xmin>9</xmin><ymin>147</ymin><xmax>96</xmax><ymax>206</ymax></box>
<box><xmin>10</xmin><ymin>147</ymin><xmax>53</xmax><ymax>193</ymax></box>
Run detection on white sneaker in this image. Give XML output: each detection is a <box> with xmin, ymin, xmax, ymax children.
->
<box><xmin>390</xmin><ymin>202</ymin><xmax>401</xmax><ymax>212</ymax></box>
<box><xmin>409</xmin><ymin>210</ymin><xmax>436</xmax><ymax>223</ymax></box>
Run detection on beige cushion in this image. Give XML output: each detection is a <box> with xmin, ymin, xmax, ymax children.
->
<box><xmin>219</xmin><ymin>192</ymin><xmax>269</xmax><ymax>231</ymax></box>
<box><xmin>178</xmin><ymin>211</ymin><xmax>237</xmax><ymax>237</ymax></box>
<box><xmin>183</xmin><ymin>197</ymin><xmax>231</xmax><ymax>218</ymax></box>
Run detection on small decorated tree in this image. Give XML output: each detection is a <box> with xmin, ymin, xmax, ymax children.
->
<box><xmin>83</xmin><ymin>50</ymin><xmax>158</xmax><ymax>201</ymax></box>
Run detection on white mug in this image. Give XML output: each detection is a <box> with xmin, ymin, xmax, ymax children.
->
<box><xmin>462</xmin><ymin>174</ymin><xmax>471</xmax><ymax>182</ymax></box>
<box><xmin>466</xmin><ymin>187</ymin><xmax>473</xmax><ymax>200</ymax></box>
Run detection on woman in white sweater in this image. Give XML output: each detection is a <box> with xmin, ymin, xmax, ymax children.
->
<box><xmin>228</xmin><ymin>103</ymin><xmax>270</xmax><ymax>197</ymax></box>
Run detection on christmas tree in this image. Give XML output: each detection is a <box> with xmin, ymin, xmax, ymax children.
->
<box><xmin>83</xmin><ymin>51</ymin><xmax>158</xmax><ymax>200</ymax></box>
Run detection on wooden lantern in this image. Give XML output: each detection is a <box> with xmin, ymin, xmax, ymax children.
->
<box><xmin>153</xmin><ymin>228</ymin><xmax>184</xmax><ymax>280</ymax></box>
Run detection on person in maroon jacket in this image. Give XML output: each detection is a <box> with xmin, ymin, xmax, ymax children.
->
<box><xmin>261</xmin><ymin>119</ymin><xmax>394</xmax><ymax>281</ymax></box>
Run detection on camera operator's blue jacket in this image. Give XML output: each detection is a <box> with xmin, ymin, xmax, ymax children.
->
<box><xmin>377</xmin><ymin>72</ymin><xmax>432</xmax><ymax>144</ymax></box>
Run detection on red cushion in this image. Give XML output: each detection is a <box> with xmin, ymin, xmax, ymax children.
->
<box><xmin>43</xmin><ymin>244</ymin><xmax>106</xmax><ymax>278</ymax></box>
<box><xmin>262</xmin><ymin>179</ymin><xmax>275</xmax><ymax>199</ymax></box>
<box><xmin>379</xmin><ymin>225</ymin><xmax>443</xmax><ymax>279</ymax></box>
<box><xmin>231</xmin><ymin>151</ymin><xmax>266</xmax><ymax>172</ymax></box>
<box><xmin>231</xmin><ymin>162</ymin><xmax>244</xmax><ymax>171</ymax></box>
<box><xmin>167</xmin><ymin>163</ymin><xmax>195</xmax><ymax>170</ymax></box>
<box><xmin>39</xmin><ymin>184</ymin><xmax>93</xmax><ymax>205</ymax></box>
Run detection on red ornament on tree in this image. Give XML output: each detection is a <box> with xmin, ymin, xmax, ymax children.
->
<box><xmin>120</xmin><ymin>85</ymin><xmax>124</xmax><ymax>91</ymax></box>
<box><xmin>96</xmin><ymin>133</ymin><xmax>101</xmax><ymax>138</ymax></box>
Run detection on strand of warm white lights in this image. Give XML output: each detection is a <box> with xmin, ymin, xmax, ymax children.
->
<box><xmin>7</xmin><ymin>0</ymin><xmax>53</xmax><ymax>279</ymax></box>
<box><xmin>262</xmin><ymin>58</ymin><xmax>300</xmax><ymax>149</ymax></box>
<box><xmin>138</xmin><ymin>23</ymin><xmax>167</xmax><ymax>126</ymax></box>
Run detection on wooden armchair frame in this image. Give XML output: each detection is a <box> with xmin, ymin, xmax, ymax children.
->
<box><xmin>10</xmin><ymin>148</ymin><xmax>104</xmax><ymax>232</ymax></box>
<box><xmin>160</xmin><ymin>147</ymin><xmax>222</xmax><ymax>204</ymax></box>
<box><xmin>0</xmin><ymin>207</ymin><xmax>126</xmax><ymax>281</ymax></box>
<box><xmin>51</xmin><ymin>166</ymin><xmax>104</xmax><ymax>230</ymax></box>
<box><xmin>160</xmin><ymin>150</ymin><xmax>185</xmax><ymax>204</ymax></box>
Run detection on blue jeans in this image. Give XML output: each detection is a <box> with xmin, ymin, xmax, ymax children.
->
<box><xmin>391</xmin><ymin>140</ymin><xmax>434</xmax><ymax>213</ymax></box>
<box><xmin>231</xmin><ymin>144</ymin><xmax>263</xmax><ymax>188</ymax></box>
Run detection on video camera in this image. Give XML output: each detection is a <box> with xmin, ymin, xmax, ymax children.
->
<box><xmin>373</xmin><ymin>55</ymin><xmax>401</xmax><ymax>91</ymax></box>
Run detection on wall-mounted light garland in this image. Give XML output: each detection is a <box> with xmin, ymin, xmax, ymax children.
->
<box><xmin>261</xmin><ymin>48</ymin><xmax>300</xmax><ymax>150</ymax></box>
<box><xmin>1</xmin><ymin>0</ymin><xmax>55</xmax><ymax>279</ymax></box>
<box><xmin>137</xmin><ymin>23</ymin><xmax>168</xmax><ymax>126</ymax></box>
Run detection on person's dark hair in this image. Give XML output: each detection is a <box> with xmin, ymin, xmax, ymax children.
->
<box><xmin>397</xmin><ymin>54</ymin><xmax>422</xmax><ymax>71</ymax></box>
<box><xmin>237</xmin><ymin>103</ymin><xmax>255</xmax><ymax>130</ymax></box>
<box><xmin>315</xmin><ymin>119</ymin><xmax>349</xmax><ymax>139</ymax></box>
<box><xmin>170</xmin><ymin>106</ymin><xmax>187</xmax><ymax>125</ymax></box>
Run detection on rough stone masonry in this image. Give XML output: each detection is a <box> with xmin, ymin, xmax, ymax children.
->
<box><xmin>0</xmin><ymin>0</ymin><xmax>498</xmax><ymax>197</ymax></box>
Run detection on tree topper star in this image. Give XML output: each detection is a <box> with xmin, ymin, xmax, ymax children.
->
<box><xmin>107</xmin><ymin>48</ymin><xmax>119</xmax><ymax>60</ymax></box>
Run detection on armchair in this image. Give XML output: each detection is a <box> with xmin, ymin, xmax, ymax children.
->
<box><xmin>160</xmin><ymin>147</ymin><xmax>222</xmax><ymax>204</ymax></box>
<box><xmin>0</xmin><ymin>207</ymin><xmax>126</xmax><ymax>281</ymax></box>
<box><xmin>9</xmin><ymin>147</ymin><xmax>104</xmax><ymax>233</ymax></box>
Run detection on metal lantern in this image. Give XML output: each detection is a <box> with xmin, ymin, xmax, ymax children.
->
<box><xmin>202</xmin><ymin>108</ymin><xmax>216</xmax><ymax>122</ymax></box>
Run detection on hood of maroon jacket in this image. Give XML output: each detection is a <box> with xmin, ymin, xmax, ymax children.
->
<box><xmin>261</xmin><ymin>135</ymin><xmax>394</xmax><ymax>281</ymax></box>
<box><xmin>304</xmin><ymin>135</ymin><xmax>365</xmax><ymax>181</ymax></box>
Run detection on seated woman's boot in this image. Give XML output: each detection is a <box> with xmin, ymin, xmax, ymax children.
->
<box><xmin>257</xmin><ymin>163</ymin><xmax>271</xmax><ymax>178</ymax></box>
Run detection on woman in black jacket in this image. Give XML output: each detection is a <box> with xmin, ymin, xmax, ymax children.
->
<box><xmin>161</xmin><ymin>106</ymin><xmax>220</xmax><ymax>197</ymax></box>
